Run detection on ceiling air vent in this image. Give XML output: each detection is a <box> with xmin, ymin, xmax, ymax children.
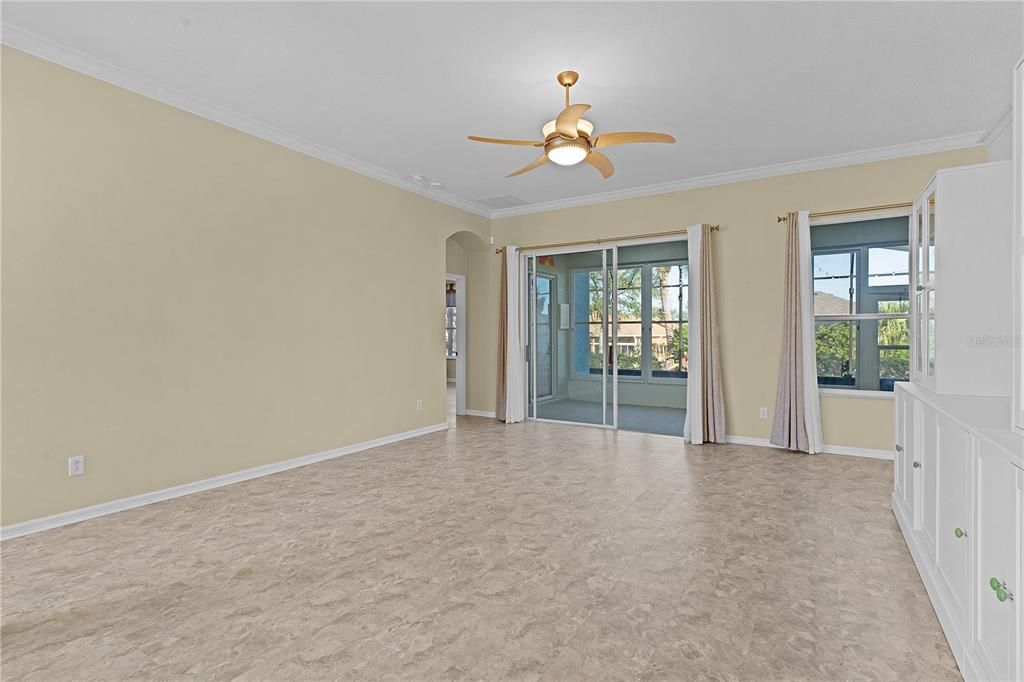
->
<box><xmin>478</xmin><ymin>195</ymin><xmax>528</xmax><ymax>209</ymax></box>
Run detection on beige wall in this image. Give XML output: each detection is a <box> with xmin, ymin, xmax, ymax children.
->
<box><xmin>464</xmin><ymin>249</ymin><xmax>498</xmax><ymax>413</ymax></box>
<box><xmin>489</xmin><ymin>146</ymin><xmax>988</xmax><ymax>450</ymax></box>
<box><xmin>0</xmin><ymin>46</ymin><xmax>990</xmax><ymax>526</ymax></box>
<box><xmin>1</xmin><ymin>48</ymin><xmax>489</xmax><ymax>525</ymax></box>
<box><xmin>445</xmin><ymin>237</ymin><xmax>467</xmax><ymax>276</ymax></box>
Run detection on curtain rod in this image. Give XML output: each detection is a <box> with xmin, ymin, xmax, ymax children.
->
<box><xmin>775</xmin><ymin>202</ymin><xmax>912</xmax><ymax>223</ymax></box>
<box><xmin>493</xmin><ymin>225</ymin><xmax>719</xmax><ymax>254</ymax></box>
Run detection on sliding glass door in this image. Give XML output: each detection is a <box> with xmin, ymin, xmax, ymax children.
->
<box><xmin>533</xmin><ymin>272</ymin><xmax>554</xmax><ymax>400</ymax></box>
<box><xmin>528</xmin><ymin>246</ymin><xmax>617</xmax><ymax>427</ymax></box>
<box><xmin>525</xmin><ymin>237</ymin><xmax>689</xmax><ymax>437</ymax></box>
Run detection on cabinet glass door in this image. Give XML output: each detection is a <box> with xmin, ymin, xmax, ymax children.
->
<box><xmin>927</xmin><ymin>289</ymin><xmax>936</xmax><ymax>378</ymax></box>
<box><xmin>916</xmin><ymin>205</ymin><xmax>926</xmax><ymax>290</ymax></box>
<box><xmin>912</xmin><ymin>203</ymin><xmax>925</xmax><ymax>377</ymax></box>
<box><xmin>927</xmin><ymin>190</ymin><xmax>937</xmax><ymax>283</ymax></box>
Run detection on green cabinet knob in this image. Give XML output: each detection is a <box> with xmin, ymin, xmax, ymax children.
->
<box><xmin>996</xmin><ymin>587</ymin><xmax>1009</xmax><ymax>603</ymax></box>
<box><xmin>913</xmin><ymin>461</ymin><xmax>921</xmax><ymax>468</ymax></box>
<box><xmin>990</xmin><ymin>577</ymin><xmax>1002</xmax><ymax>591</ymax></box>
<box><xmin>895</xmin><ymin>444</ymin><xmax>903</xmax><ymax>453</ymax></box>
<box><xmin>916</xmin><ymin>285</ymin><xmax>924</xmax><ymax>292</ymax></box>
<box><xmin>954</xmin><ymin>527</ymin><xmax>966</xmax><ymax>538</ymax></box>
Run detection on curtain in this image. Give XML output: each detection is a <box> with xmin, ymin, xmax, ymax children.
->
<box><xmin>683</xmin><ymin>224</ymin><xmax>726</xmax><ymax>444</ymax></box>
<box><xmin>770</xmin><ymin>211</ymin><xmax>824</xmax><ymax>453</ymax></box>
<box><xmin>495</xmin><ymin>246</ymin><xmax>525</xmax><ymax>423</ymax></box>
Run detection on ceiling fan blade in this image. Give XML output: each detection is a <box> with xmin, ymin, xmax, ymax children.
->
<box><xmin>468</xmin><ymin>136</ymin><xmax>544</xmax><ymax>146</ymax></box>
<box><xmin>506</xmin><ymin>154</ymin><xmax>550</xmax><ymax>177</ymax></box>
<box><xmin>585</xmin><ymin>151</ymin><xmax>615</xmax><ymax>179</ymax></box>
<box><xmin>554</xmin><ymin>104</ymin><xmax>591</xmax><ymax>139</ymax></box>
<box><xmin>593</xmin><ymin>132</ymin><xmax>676</xmax><ymax>149</ymax></box>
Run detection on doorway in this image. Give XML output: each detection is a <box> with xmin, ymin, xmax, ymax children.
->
<box><xmin>524</xmin><ymin>238</ymin><xmax>688</xmax><ymax>436</ymax></box>
<box><xmin>445</xmin><ymin>273</ymin><xmax>466</xmax><ymax>425</ymax></box>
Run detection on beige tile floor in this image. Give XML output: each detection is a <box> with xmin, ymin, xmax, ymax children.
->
<box><xmin>1</xmin><ymin>407</ymin><xmax>959</xmax><ymax>680</ymax></box>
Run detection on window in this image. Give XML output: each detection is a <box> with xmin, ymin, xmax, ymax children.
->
<box><xmin>616</xmin><ymin>267</ymin><xmax>643</xmax><ymax>376</ymax></box>
<box><xmin>572</xmin><ymin>270</ymin><xmax>605</xmax><ymax>375</ymax></box>
<box><xmin>571</xmin><ymin>260</ymin><xmax>688</xmax><ymax>382</ymax></box>
<box><xmin>651</xmin><ymin>264</ymin><xmax>688</xmax><ymax>378</ymax></box>
<box><xmin>444</xmin><ymin>282</ymin><xmax>457</xmax><ymax>358</ymax></box>
<box><xmin>811</xmin><ymin>218</ymin><xmax>910</xmax><ymax>391</ymax></box>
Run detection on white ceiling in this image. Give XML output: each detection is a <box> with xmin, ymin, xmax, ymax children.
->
<box><xmin>3</xmin><ymin>2</ymin><xmax>1021</xmax><ymax>217</ymax></box>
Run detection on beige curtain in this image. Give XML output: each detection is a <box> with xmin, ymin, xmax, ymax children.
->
<box><xmin>770</xmin><ymin>211</ymin><xmax>823</xmax><ymax>453</ymax></box>
<box><xmin>495</xmin><ymin>246</ymin><xmax>524</xmax><ymax>423</ymax></box>
<box><xmin>495</xmin><ymin>248</ymin><xmax>508</xmax><ymax>420</ymax></box>
<box><xmin>683</xmin><ymin>224</ymin><xmax>726</xmax><ymax>444</ymax></box>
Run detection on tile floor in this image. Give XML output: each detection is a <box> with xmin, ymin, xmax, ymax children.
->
<box><xmin>0</xmin><ymin>413</ymin><xmax>958</xmax><ymax>680</ymax></box>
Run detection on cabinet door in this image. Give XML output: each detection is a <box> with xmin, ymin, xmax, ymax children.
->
<box><xmin>918</xmin><ymin>404</ymin><xmax>938</xmax><ymax>559</ymax></box>
<box><xmin>909</xmin><ymin>400</ymin><xmax>925</xmax><ymax>530</ymax></box>
<box><xmin>912</xmin><ymin>202</ymin><xmax>926</xmax><ymax>381</ymax></box>
<box><xmin>926</xmin><ymin>289</ymin><xmax>936</xmax><ymax>384</ymax></box>
<box><xmin>926</xmin><ymin>188</ymin><xmax>936</xmax><ymax>286</ymax></box>
<box><xmin>974</xmin><ymin>442</ymin><xmax>1021</xmax><ymax>682</ymax></box>
<box><xmin>914</xmin><ymin>201</ymin><xmax>926</xmax><ymax>295</ymax></box>
<box><xmin>893</xmin><ymin>393</ymin><xmax>905</xmax><ymax>502</ymax></box>
<box><xmin>895</xmin><ymin>391</ymin><xmax>915</xmax><ymax>516</ymax></box>
<box><xmin>934</xmin><ymin>415</ymin><xmax>971</xmax><ymax>641</ymax></box>
<box><xmin>1014</xmin><ymin>57</ymin><xmax>1024</xmax><ymax>434</ymax></box>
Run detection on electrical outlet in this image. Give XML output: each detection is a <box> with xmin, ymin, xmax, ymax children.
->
<box><xmin>759</xmin><ymin>407</ymin><xmax>769</xmax><ymax>419</ymax></box>
<box><xmin>68</xmin><ymin>455</ymin><xmax>85</xmax><ymax>477</ymax></box>
<box><xmin>416</xmin><ymin>399</ymin><xmax>423</xmax><ymax>410</ymax></box>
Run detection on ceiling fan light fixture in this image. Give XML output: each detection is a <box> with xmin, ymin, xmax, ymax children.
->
<box><xmin>542</xmin><ymin>118</ymin><xmax>593</xmax><ymax>139</ymax></box>
<box><xmin>546</xmin><ymin>139</ymin><xmax>589</xmax><ymax>166</ymax></box>
<box><xmin>468</xmin><ymin>70</ymin><xmax>675</xmax><ymax>179</ymax></box>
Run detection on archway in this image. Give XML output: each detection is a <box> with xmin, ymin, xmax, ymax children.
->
<box><xmin>444</xmin><ymin>230</ymin><xmax>488</xmax><ymax>422</ymax></box>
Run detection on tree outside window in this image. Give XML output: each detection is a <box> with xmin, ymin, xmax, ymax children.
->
<box><xmin>572</xmin><ymin>261</ymin><xmax>687</xmax><ymax>382</ymax></box>
<box><xmin>811</xmin><ymin>220</ymin><xmax>910</xmax><ymax>391</ymax></box>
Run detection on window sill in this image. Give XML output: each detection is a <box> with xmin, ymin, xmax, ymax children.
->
<box><xmin>818</xmin><ymin>388</ymin><xmax>895</xmax><ymax>400</ymax></box>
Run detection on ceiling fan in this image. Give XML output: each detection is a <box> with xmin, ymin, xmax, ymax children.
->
<box><xmin>468</xmin><ymin>70</ymin><xmax>675</xmax><ymax>179</ymax></box>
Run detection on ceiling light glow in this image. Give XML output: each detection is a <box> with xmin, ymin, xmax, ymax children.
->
<box><xmin>546</xmin><ymin>140</ymin><xmax>589</xmax><ymax>166</ymax></box>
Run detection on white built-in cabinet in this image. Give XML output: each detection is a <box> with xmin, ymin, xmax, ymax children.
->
<box><xmin>909</xmin><ymin>163</ymin><xmax>1012</xmax><ymax>397</ymax></box>
<box><xmin>894</xmin><ymin>157</ymin><xmax>1021</xmax><ymax>680</ymax></box>
<box><xmin>893</xmin><ymin>385</ymin><xmax>1022</xmax><ymax>681</ymax></box>
<box><xmin>1012</xmin><ymin>55</ymin><xmax>1024</xmax><ymax>434</ymax></box>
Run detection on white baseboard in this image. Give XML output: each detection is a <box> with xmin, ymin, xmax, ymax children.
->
<box><xmin>724</xmin><ymin>434</ymin><xmax>893</xmax><ymax>461</ymax></box>
<box><xmin>723</xmin><ymin>435</ymin><xmax>777</xmax><ymax>448</ymax></box>
<box><xmin>820</xmin><ymin>443</ymin><xmax>894</xmax><ymax>460</ymax></box>
<box><xmin>0</xmin><ymin>422</ymin><xmax>449</xmax><ymax>541</ymax></box>
<box><xmin>464</xmin><ymin>409</ymin><xmax>497</xmax><ymax>418</ymax></box>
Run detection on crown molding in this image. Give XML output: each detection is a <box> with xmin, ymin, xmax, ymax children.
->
<box><xmin>2</xmin><ymin>22</ymin><xmax>993</xmax><ymax>223</ymax></box>
<box><xmin>490</xmin><ymin>132</ymin><xmax>985</xmax><ymax>219</ymax></box>
<box><xmin>0</xmin><ymin>23</ymin><xmax>493</xmax><ymax>218</ymax></box>
<box><xmin>978</xmin><ymin>102</ymin><xmax>1012</xmax><ymax>147</ymax></box>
